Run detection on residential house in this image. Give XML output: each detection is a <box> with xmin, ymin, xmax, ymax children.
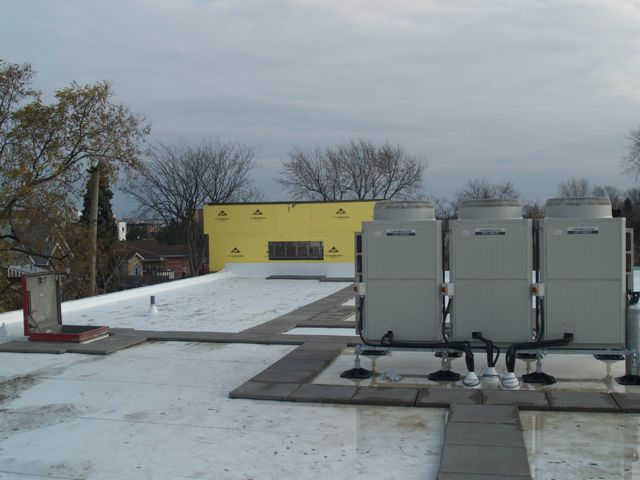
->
<box><xmin>122</xmin><ymin>240</ymin><xmax>192</xmax><ymax>288</ymax></box>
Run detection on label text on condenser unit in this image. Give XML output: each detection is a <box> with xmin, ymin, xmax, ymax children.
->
<box><xmin>567</xmin><ymin>227</ymin><xmax>599</xmax><ymax>235</ymax></box>
<box><xmin>474</xmin><ymin>228</ymin><xmax>506</xmax><ymax>236</ymax></box>
<box><xmin>386</xmin><ymin>229</ymin><xmax>416</xmax><ymax>237</ymax></box>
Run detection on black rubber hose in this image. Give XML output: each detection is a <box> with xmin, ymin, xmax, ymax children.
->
<box><xmin>492</xmin><ymin>346</ymin><xmax>500</xmax><ymax>366</ymax></box>
<box><xmin>534</xmin><ymin>297</ymin><xmax>540</xmax><ymax>341</ymax></box>
<box><xmin>505</xmin><ymin>333</ymin><xmax>573</xmax><ymax>372</ymax></box>
<box><xmin>357</xmin><ymin>296</ymin><xmax>475</xmax><ymax>372</ymax></box>
<box><xmin>442</xmin><ymin>297</ymin><xmax>452</xmax><ymax>342</ymax></box>
<box><xmin>473</xmin><ymin>332</ymin><xmax>500</xmax><ymax>367</ymax></box>
<box><xmin>537</xmin><ymin>297</ymin><xmax>545</xmax><ymax>342</ymax></box>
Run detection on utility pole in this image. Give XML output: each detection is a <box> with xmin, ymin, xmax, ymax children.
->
<box><xmin>88</xmin><ymin>160</ymin><xmax>101</xmax><ymax>296</ymax></box>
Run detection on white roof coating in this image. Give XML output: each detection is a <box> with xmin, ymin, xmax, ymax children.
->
<box><xmin>0</xmin><ymin>342</ymin><xmax>446</xmax><ymax>479</ymax></box>
<box><xmin>0</xmin><ymin>272</ymin><xmax>351</xmax><ymax>336</ymax></box>
<box><xmin>1</xmin><ymin>272</ymin><xmax>640</xmax><ymax>478</ymax></box>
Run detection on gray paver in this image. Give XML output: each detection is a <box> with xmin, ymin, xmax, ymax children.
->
<box><xmin>352</xmin><ymin>387</ymin><xmax>418</xmax><ymax>406</ymax></box>
<box><xmin>109</xmin><ymin>328</ymin><xmax>146</xmax><ymax>336</ymax></box>
<box><xmin>231</xmin><ymin>333</ymin><xmax>292</xmax><ymax>344</ymax></box>
<box><xmin>146</xmin><ymin>331</ymin><xmax>233</xmax><ymax>342</ymax></box>
<box><xmin>0</xmin><ymin>341</ymin><xmax>67</xmax><ymax>354</ymax></box>
<box><xmin>251</xmin><ymin>368</ymin><xmax>318</xmax><ymax>383</ymax></box>
<box><xmin>611</xmin><ymin>392</ymin><xmax>640</xmax><ymax>413</ymax></box>
<box><xmin>416</xmin><ymin>388</ymin><xmax>481</xmax><ymax>407</ymax></box>
<box><xmin>448</xmin><ymin>404</ymin><xmax>520</xmax><ymax>424</ymax></box>
<box><xmin>298</xmin><ymin>342</ymin><xmax>347</xmax><ymax>352</ymax></box>
<box><xmin>481</xmin><ymin>389</ymin><xmax>549</xmax><ymax>410</ymax></box>
<box><xmin>439</xmin><ymin>444</ymin><xmax>531</xmax><ymax>477</ymax></box>
<box><xmin>438</xmin><ymin>473</ymin><xmax>531</xmax><ymax>479</ymax></box>
<box><xmin>546</xmin><ymin>391</ymin><xmax>620</xmax><ymax>412</ymax></box>
<box><xmin>243</xmin><ymin>324</ymin><xmax>290</xmax><ymax>334</ymax></box>
<box><xmin>0</xmin><ymin>332</ymin><xmax>147</xmax><ymax>355</ymax></box>
<box><xmin>270</xmin><ymin>358</ymin><xmax>330</xmax><ymax>372</ymax></box>
<box><xmin>276</xmin><ymin>334</ymin><xmax>359</xmax><ymax>344</ymax></box>
<box><xmin>266</xmin><ymin>275</ymin><xmax>325</xmax><ymax>280</ymax></box>
<box><xmin>285</xmin><ymin>349</ymin><xmax>342</xmax><ymax>361</ymax></box>
<box><xmin>66</xmin><ymin>336</ymin><xmax>148</xmax><ymax>354</ymax></box>
<box><xmin>444</xmin><ymin>422</ymin><xmax>524</xmax><ymax>448</ymax></box>
<box><xmin>300</xmin><ymin>322</ymin><xmax>355</xmax><ymax>329</ymax></box>
<box><xmin>228</xmin><ymin>381</ymin><xmax>300</xmax><ymax>400</ymax></box>
<box><xmin>267</xmin><ymin>314</ymin><xmax>312</xmax><ymax>323</ymax></box>
<box><xmin>289</xmin><ymin>384</ymin><xmax>357</xmax><ymax>403</ymax></box>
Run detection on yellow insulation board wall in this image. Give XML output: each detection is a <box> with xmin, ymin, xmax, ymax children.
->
<box><xmin>203</xmin><ymin>201</ymin><xmax>376</xmax><ymax>271</ymax></box>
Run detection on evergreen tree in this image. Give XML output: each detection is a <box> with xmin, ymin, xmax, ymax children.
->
<box><xmin>78</xmin><ymin>167</ymin><xmax>126</xmax><ymax>293</ymax></box>
<box><xmin>623</xmin><ymin>198</ymin><xmax>633</xmax><ymax>225</ymax></box>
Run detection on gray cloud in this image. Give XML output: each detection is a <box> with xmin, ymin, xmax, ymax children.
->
<box><xmin>1</xmin><ymin>0</ymin><xmax>639</xmax><ymax>216</ymax></box>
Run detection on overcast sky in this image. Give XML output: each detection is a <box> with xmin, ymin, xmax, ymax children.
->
<box><xmin>2</xmin><ymin>0</ymin><xmax>639</xmax><ymax>216</ymax></box>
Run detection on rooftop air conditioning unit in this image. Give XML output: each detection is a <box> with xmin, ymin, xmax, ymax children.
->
<box><xmin>449</xmin><ymin>199</ymin><xmax>533</xmax><ymax>344</ymax></box>
<box><xmin>540</xmin><ymin>197</ymin><xmax>626</xmax><ymax>348</ymax></box>
<box><xmin>360</xmin><ymin>201</ymin><xmax>442</xmax><ymax>343</ymax></box>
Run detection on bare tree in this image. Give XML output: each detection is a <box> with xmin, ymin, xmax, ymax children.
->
<box><xmin>455</xmin><ymin>179</ymin><xmax>520</xmax><ymax>203</ymax></box>
<box><xmin>276</xmin><ymin>146</ymin><xmax>347</xmax><ymax>200</ymax></box>
<box><xmin>277</xmin><ymin>139</ymin><xmax>427</xmax><ymax>200</ymax></box>
<box><xmin>522</xmin><ymin>199</ymin><xmax>544</xmax><ymax>219</ymax></box>
<box><xmin>592</xmin><ymin>184</ymin><xmax>622</xmax><ymax>210</ymax></box>
<box><xmin>126</xmin><ymin>139</ymin><xmax>257</xmax><ymax>275</ymax></box>
<box><xmin>557</xmin><ymin>177</ymin><xmax>592</xmax><ymax>197</ymax></box>
<box><xmin>432</xmin><ymin>196</ymin><xmax>456</xmax><ymax>220</ymax></box>
<box><xmin>622</xmin><ymin>127</ymin><xmax>640</xmax><ymax>179</ymax></box>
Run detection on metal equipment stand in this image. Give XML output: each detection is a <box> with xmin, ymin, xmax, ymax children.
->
<box><xmin>361</xmin><ymin>349</ymin><xmax>388</xmax><ymax>356</ymax></box>
<box><xmin>340</xmin><ymin>348</ymin><xmax>373</xmax><ymax>379</ymax></box>
<box><xmin>616</xmin><ymin>293</ymin><xmax>640</xmax><ymax>385</ymax></box>
<box><xmin>427</xmin><ymin>352</ymin><xmax>461</xmax><ymax>381</ymax></box>
<box><xmin>594</xmin><ymin>353</ymin><xmax>625</xmax><ymax>361</ymax></box>
<box><xmin>522</xmin><ymin>351</ymin><xmax>556</xmax><ymax>385</ymax></box>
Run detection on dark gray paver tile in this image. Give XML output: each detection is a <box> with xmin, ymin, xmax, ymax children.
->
<box><xmin>438</xmin><ymin>473</ymin><xmax>530</xmax><ymax>479</ymax></box>
<box><xmin>439</xmin><ymin>444</ymin><xmax>531</xmax><ymax>477</ymax></box>
<box><xmin>229</xmin><ymin>381</ymin><xmax>300</xmax><ymax>400</ymax></box>
<box><xmin>267</xmin><ymin>314</ymin><xmax>313</xmax><ymax>323</ymax></box>
<box><xmin>298</xmin><ymin>342</ymin><xmax>347</xmax><ymax>352</ymax></box>
<box><xmin>352</xmin><ymin>387</ymin><xmax>418</xmax><ymax>406</ymax></box>
<box><xmin>0</xmin><ymin>341</ymin><xmax>67</xmax><ymax>354</ymax></box>
<box><xmin>289</xmin><ymin>384</ymin><xmax>357</xmax><ymax>403</ymax></box>
<box><xmin>481</xmin><ymin>390</ymin><xmax>549</xmax><ymax>410</ymax></box>
<box><xmin>266</xmin><ymin>275</ymin><xmax>325</xmax><ymax>280</ymax></box>
<box><xmin>228</xmin><ymin>333</ymin><xmax>284</xmax><ymax>343</ymax></box>
<box><xmin>299</xmin><ymin>322</ymin><xmax>355</xmax><ymax>329</ymax></box>
<box><xmin>109</xmin><ymin>328</ymin><xmax>146</xmax><ymax>336</ymax></box>
<box><xmin>242</xmin><ymin>324</ymin><xmax>290</xmax><ymax>334</ymax></box>
<box><xmin>445</xmin><ymin>422</ymin><xmax>524</xmax><ymax>448</ymax></box>
<box><xmin>285</xmin><ymin>349</ymin><xmax>342</xmax><ymax>361</ymax></box>
<box><xmin>0</xmin><ymin>332</ymin><xmax>149</xmax><ymax>355</ymax></box>
<box><xmin>146</xmin><ymin>331</ymin><xmax>233</xmax><ymax>342</ymax></box>
<box><xmin>546</xmin><ymin>391</ymin><xmax>620</xmax><ymax>412</ymax></box>
<box><xmin>416</xmin><ymin>388</ymin><xmax>481</xmax><ymax>407</ymax></box>
<box><xmin>611</xmin><ymin>392</ymin><xmax>640</xmax><ymax>413</ymax></box>
<box><xmin>277</xmin><ymin>334</ymin><xmax>359</xmax><ymax>345</ymax></box>
<box><xmin>449</xmin><ymin>404</ymin><xmax>519</xmax><ymax>424</ymax></box>
<box><xmin>251</xmin><ymin>368</ymin><xmax>317</xmax><ymax>383</ymax></box>
<box><xmin>66</xmin><ymin>336</ymin><xmax>147</xmax><ymax>354</ymax></box>
<box><xmin>270</xmin><ymin>358</ymin><xmax>330</xmax><ymax>372</ymax></box>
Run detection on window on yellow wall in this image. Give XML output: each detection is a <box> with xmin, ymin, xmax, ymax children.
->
<box><xmin>268</xmin><ymin>241</ymin><xmax>324</xmax><ymax>260</ymax></box>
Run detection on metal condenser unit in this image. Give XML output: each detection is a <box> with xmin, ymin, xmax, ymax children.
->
<box><xmin>360</xmin><ymin>201</ymin><xmax>442</xmax><ymax>343</ymax></box>
<box><xmin>540</xmin><ymin>197</ymin><xmax>626</xmax><ymax>348</ymax></box>
<box><xmin>449</xmin><ymin>199</ymin><xmax>532</xmax><ymax>344</ymax></box>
